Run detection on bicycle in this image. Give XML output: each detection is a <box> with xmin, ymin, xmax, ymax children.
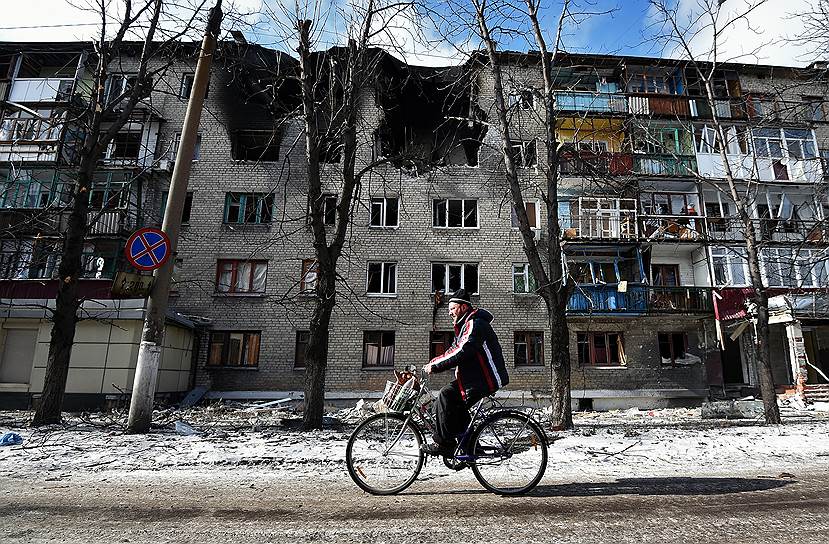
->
<box><xmin>345</xmin><ymin>366</ymin><xmax>548</xmax><ymax>496</ymax></box>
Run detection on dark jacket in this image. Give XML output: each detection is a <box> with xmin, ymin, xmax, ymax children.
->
<box><xmin>429</xmin><ymin>308</ymin><xmax>509</xmax><ymax>401</ymax></box>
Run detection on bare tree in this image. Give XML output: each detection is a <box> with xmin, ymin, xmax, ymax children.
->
<box><xmin>31</xmin><ymin>0</ymin><xmax>216</xmax><ymax>426</ymax></box>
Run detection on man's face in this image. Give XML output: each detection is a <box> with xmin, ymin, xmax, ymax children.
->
<box><xmin>448</xmin><ymin>302</ymin><xmax>468</xmax><ymax>324</ymax></box>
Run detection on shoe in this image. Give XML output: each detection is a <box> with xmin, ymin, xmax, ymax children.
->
<box><xmin>422</xmin><ymin>441</ymin><xmax>456</xmax><ymax>457</ymax></box>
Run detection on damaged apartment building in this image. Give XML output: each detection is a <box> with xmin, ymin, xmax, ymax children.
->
<box><xmin>0</xmin><ymin>39</ymin><xmax>828</xmax><ymax>409</ymax></box>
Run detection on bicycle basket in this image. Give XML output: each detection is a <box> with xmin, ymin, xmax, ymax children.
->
<box><xmin>381</xmin><ymin>380</ymin><xmax>417</xmax><ymax>412</ymax></box>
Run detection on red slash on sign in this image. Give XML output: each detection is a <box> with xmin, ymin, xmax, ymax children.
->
<box><xmin>124</xmin><ymin>228</ymin><xmax>172</xmax><ymax>271</ymax></box>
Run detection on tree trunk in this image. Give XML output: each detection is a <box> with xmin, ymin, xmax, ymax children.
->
<box><xmin>303</xmin><ymin>276</ymin><xmax>335</xmax><ymax>430</ymax></box>
<box><xmin>31</xmin><ymin>168</ymin><xmax>91</xmax><ymax>426</ymax></box>
<box><xmin>548</xmin><ymin>297</ymin><xmax>572</xmax><ymax>430</ymax></box>
<box><xmin>753</xmin><ymin>286</ymin><xmax>781</xmax><ymax>424</ymax></box>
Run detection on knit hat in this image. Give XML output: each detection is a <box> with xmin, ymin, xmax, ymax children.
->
<box><xmin>448</xmin><ymin>288</ymin><xmax>472</xmax><ymax>305</ymax></box>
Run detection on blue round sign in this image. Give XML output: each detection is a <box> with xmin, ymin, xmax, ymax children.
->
<box><xmin>124</xmin><ymin>227</ymin><xmax>171</xmax><ymax>271</ymax></box>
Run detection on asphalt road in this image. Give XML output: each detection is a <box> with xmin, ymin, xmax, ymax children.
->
<box><xmin>1</xmin><ymin>467</ymin><xmax>828</xmax><ymax>543</ymax></box>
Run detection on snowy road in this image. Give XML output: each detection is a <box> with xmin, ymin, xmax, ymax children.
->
<box><xmin>1</xmin><ymin>407</ymin><xmax>829</xmax><ymax>542</ymax></box>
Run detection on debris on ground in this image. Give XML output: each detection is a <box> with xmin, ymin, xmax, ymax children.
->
<box><xmin>0</xmin><ymin>432</ymin><xmax>23</xmax><ymax>447</ymax></box>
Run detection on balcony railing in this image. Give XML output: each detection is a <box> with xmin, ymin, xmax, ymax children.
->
<box><xmin>640</xmin><ymin>214</ymin><xmax>703</xmax><ymax>241</ymax></box>
<box><xmin>86</xmin><ymin>209</ymin><xmax>135</xmax><ymax>235</ymax></box>
<box><xmin>705</xmin><ymin>217</ymin><xmax>829</xmax><ymax>244</ymax></box>
<box><xmin>560</xmin><ymin>213</ymin><xmax>638</xmax><ymax>240</ymax></box>
<box><xmin>554</xmin><ymin>91</ymin><xmax>628</xmax><ymax>114</ymax></box>
<box><xmin>559</xmin><ymin>152</ymin><xmax>633</xmax><ymax>176</ymax></box>
<box><xmin>628</xmin><ymin>94</ymin><xmax>691</xmax><ymax>117</ymax></box>
<box><xmin>8</xmin><ymin>78</ymin><xmax>74</xmax><ymax>103</ymax></box>
<box><xmin>633</xmin><ymin>154</ymin><xmax>697</xmax><ymax>176</ymax></box>
<box><xmin>568</xmin><ymin>284</ymin><xmax>713</xmax><ymax>313</ymax></box>
<box><xmin>0</xmin><ymin>116</ymin><xmax>64</xmax><ymax>142</ymax></box>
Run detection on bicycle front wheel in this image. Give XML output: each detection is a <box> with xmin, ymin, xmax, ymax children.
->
<box><xmin>346</xmin><ymin>412</ymin><xmax>424</xmax><ymax>495</ymax></box>
<box><xmin>470</xmin><ymin>411</ymin><xmax>548</xmax><ymax>495</ymax></box>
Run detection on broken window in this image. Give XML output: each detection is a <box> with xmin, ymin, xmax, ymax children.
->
<box><xmin>170</xmin><ymin>133</ymin><xmax>202</xmax><ymax>161</ymax></box>
<box><xmin>431</xmin><ymin>262</ymin><xmax>479</xmax><ymax>294</ymax></box>
<box><xmin>161</xmin><ymin>191</ymin><xmax>194</xmax><ymax>224</ymax></box>
<box><xmin>746</xmin><ymin>94</ymin><xmax>777</xmax><ymax>119</ymax></box>
<box><xmin>513</xmin><ymin>263</ymin><xmax>538</xmax><ymax>294</ymax></box>
<box><xmin>577</xmin><ymin>332</ymin><xmax>625</xmax><ymax>367</ymax></box>
<box><xmin>324</xmin><ymin>194</ymin><xmax>337</xmax><ymax>225</ymax></box>
<box><xmin>108</xmin><ymin>131</ymin><xmax>142</xmax><ymax>160</ymax></box>
<box><xmin>294</xmin><ymin>330</ymin><xmax>309</xmax><ymax>368</ymax></box>
<box><xmin>300</xmin><ymin>259</ymin><xmax>318</xmax><ymax>292</ymax></box>
<box><xmin>514</xmin><ymin>331</ymin><xmax>544</xmax><ymax>366</ymax></box>
<box><xmin>179</xmin><ymin>72</ymin><xmax>208</xmax><ymax>100</ymax></box>
<box><xmin>370</xmin><ymin>197</ymin><xmax>399</xmax><ymax>227</ymax></box>
<box><xmin>103</xmin><ymin>73</ymin><xmax>137</xmax><ymax>105</ymax></box>
<box><xmin>658</xmin><ymin>332</ymin><xmax>687</xmax><ymax>364</ymax></box>
<box><xmin>89</xmin><ymin>174</ymin><xmax>130</xmax><ymax>209</ymax></box>
<box><xmin>224</xmin><ymin>192</ymin><xmax>274</xmax><ymax>224</ymax></box>
<box><xmin>366</xmin><ymin>262</ymin><xmax>397</xmax><ymax>295</ymax></box>
<box><xmin>711</xmin><ymin>247</ymin><xmax>748</xmax><ymax>286</ymax></box>
<box><xmin>231</xmin><ymin>130</ymin><xmax>280</xmax><ymax>161</ymax></box>
<box><xmin>216</xmin><ymin>259</ymin><xmax>267</xmax><ymax>294</ymax></box>
<box><xmin>652</xmin><ymin>264</ymin><xmax>680</xmax><ymax>286</ymax></box>
<box><xmin>802</xmin><ymin>96</ymin><xmax>827</xmax><ymax>122</ymax></box>
<box><xmin>511</xmin><ymin>200</ymin><xmax>540</xmax><ymax>229</ymax></box>
<box><xmin>508</xmin><ymin>90</ymin><xmax>534</xmax><ymax>110</ymax></box>
<box><xmin>0</xmin><ymin>169</ymin><xmax>62</xmax><ymax>208</ymax></box>
<box><xmin>207</xmin><ymin>331</ymin><xmax>260</xmax><ymax>367</ymax></box>
<box><xmin>429</xmin><ymin>331</ymin><xmax>455</xmax><ymax>359</ymax></box>
<box><xmin>363</xmin><ymin>331</ymin><xmax>395</xmax><ymax>367</ymax></box>
<box><xmin>433</xmin><ymin>199</ymin><xmax>477</xmax><ymax>228</ymax></box>
<box><xmin>507</xmin><ymin>139</ymin><xmax>537</xmax><ymax>168</ymax></box>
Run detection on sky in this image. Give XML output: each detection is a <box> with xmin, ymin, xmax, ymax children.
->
<box><xmin>0</xmin><ymin>0</ymin><xmax>821</xmax><ymax>68</ymax></box>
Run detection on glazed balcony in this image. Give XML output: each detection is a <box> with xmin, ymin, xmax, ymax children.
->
<box><xmin>8</xmin><ymin>78</ymin><xmax>74</xmax><ymax>103</ymax></box>
<box><xmin>554</xmin><ymin>91</ymin><xmax>628</xmax><ymax>114</ymax></box>
<box><xmin>632</xmin><ymin>154</ymin><xmax>697</xmax><ymax>176</ymax></box>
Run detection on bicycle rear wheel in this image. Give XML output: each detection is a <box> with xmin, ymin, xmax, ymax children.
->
<box><xmin>346</xmin><ymin>413</ymin><xmax>424</xmax><ymax>495</ymax></box>
<box><xmin>470</xmin><ymin>411</ymin><xmax>547</xmax><ymax>495</ymax></box>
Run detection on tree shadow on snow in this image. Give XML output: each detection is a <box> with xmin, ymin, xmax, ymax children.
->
<box><xmin>530</xmin><ymin>477</ymin><xmax>792</xmax><ymax>497</ymax></box>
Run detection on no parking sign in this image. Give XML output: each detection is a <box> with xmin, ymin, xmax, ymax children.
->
<box><xmin>124</xmin><ymin>228</ymin><xmax>171</xmax><ymax>271</ymax></box>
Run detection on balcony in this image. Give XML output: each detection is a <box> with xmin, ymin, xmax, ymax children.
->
<box><xmin>568</xmin><ymin>284</ymin><xmax>713</xmax><ymax>314</ymax></box>
<box><xmin>8</xmin><ymin>78</ymin><xmax>74</xmax><ymax>103</ymax></box>
<box><xmin>640</xmin><ymin>215</ymin><xmax>703</xmax><ymax>241</ymax></box>
<box><xmin>705</xmin><ymin>217</ymin><xmax>829</xmax><ymax>244</ymax></box>
<box><xmin>633</xmin><ymin>154</ymin><xmax>697</xmax><ymax>176</ymax></box>
<box><xmin>559</xmin><ymin>152</ymin><xmax>633</xmax><ymax>176</ymax></box>
<box><xmin>554</xmin><ymin>91</ymin><xmax>627</xmax><ymax>114</ymax></box>
<box><xmin>560</xmin><ymin>213</ymin><xmax>638</xmax><ymax>241</ymax></box>
<box><xmin>627</xmin><ymin>94</ymin><xmax>691</xmax><ymax>117</ymax></box>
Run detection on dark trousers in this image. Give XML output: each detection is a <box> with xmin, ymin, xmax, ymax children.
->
<box><xmin>432</xmin><ymin>380</ymin><xmax>484</xmax><ymax>446</ymax></box>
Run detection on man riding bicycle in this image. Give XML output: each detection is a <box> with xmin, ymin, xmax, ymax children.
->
<box><xmin>422</xmin><ymin>288</ymin><xmax>509</xmax><ymax>456</ymax></box>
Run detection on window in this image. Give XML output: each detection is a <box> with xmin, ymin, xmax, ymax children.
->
<box><xmin>89</xmin><ymin>174</ymin><xmax>130</xmax><ymax>209</ymax></box>
<box><xmin>763</xmin><ymin>248</ymin><xmax>797</xmax><ymax>288</ymax></box>
<box><xmin>576</xmin><ymin>332</ymin><xmax>625</xmax><ymax>367</ymax></box>
<box><xmin>224</xmin><ymin>192</ymin><xmax>274</xmax><ymax>224</ymax></box>
<box><xmin>207</xmin><ymin>331</ymin><xmax>260</xmax><ymax>367</ymax></box>
<box><xmin>300</xmin><ymin>259</ymin><xmax>318</xmax><ymax>292</ymax></box>
<box><xmin>0</xmin><ymin>169</ymin><xmax>64</xmax><ymax>208</ymax></box>
<box><xmin>0</xmin><ymin>108</ymin><xmax>64</xmax><ymax>142</ymax></box>
<box><xmin>626</xmin><ymin>70</ymin><xmax>681</xmax><ymax>94</ymax></box>
<box><xmin>231</xmin><ymin>130</ymin><xmax>280</xmax><ymax>161</ymax></box>
<box><xmin>170</xmin><ymin>133</ymin><xmax>202</xmax><ymax>161</ymax></box>
<box><xmin>103</xmin><ymin>73</ymin><xmax>137</xmax><ymax>104</ymax></box>
<box><xmin>651</xmin><ymin>264</ymin><xmax>679</xmax><ymax>286</ymax></box>
<box><xmin>783</xmin><ymin>129</ymin><xmax>817</xmax><ymax>159</ymax></box>
<box><xmin>294</xmin><ymin>330</ymin><xmax>309</xmax><ymax>368</ymax></box>
<box><xmin>324</xmin><ymin>194</ymin><xmax>337</xmax><ymax>226</ymax></box>
<box><xmin>511</xmin><ymin>200</ymin><xmax>540</xmax><ymax>229</ymax></box>
<box><xmin>370</xmin><ymin>197</ymin><xmax>399</xmax><ymax>227</ymax></box>
<box><xmin>363</xmin><ymin>331</ymin><xmax>395</xmax><ymax>367</ymax></box>
<box><xmin>433</xmin><ymin>199</ymin><xmax>478</xmax><ymax>228</ymax></box>
<box><xmin>161</xmin><ymin>191</ymin><xmax>193</xmax><ymax>224</ymax></box>
<box><xmin>746</xmin><ymin>94</ymin><xmax>777</xmax><ymax>119</ymax></box>
<box><xmin>751</xmin><ymin>128</ymin><xmax>784</xmax><ymax>158</ymax></box>
<box><xmin>429</xmin><ymin>331</ymin><xmax>454</xmax><ymax>359</ymax></box>
<box><xmin>711</xmin><ymin>247</ymin><xmax>748</xmax><ymax>286</ymax></box>
<box><xmin>507</xmin><ymin>139</ymin><xmax>537</xmax><ymax>168</ymax></box>
<box><xmin>658</xmin><ymin>332</ymin><xmax>687</xmax><ymax>364</ymax></box>
<box><xmin>705</xmin><ymin>202</ymin><xmax>730</xmax><ymax>232</ymax></box>
<box><xmin>431</xmin><ymin>262</ymin><xmax>479</xmax><ymax>294</ymax></box>
<box><xmin>508</xmin><ymin>89</ymin><xmax>534</xmax><ymax>110</ymax></box>
<box><xmin>514</xmin><ymin>331</ymin><xmax>544</xmax><ymax>366</ymax></box>
<box><xmin>216</xmin><ymin>259</ymin><xmax>267</xmax><ymax>294</ymax></box>
<box><xmin>107</xmin><ymin>131</ymin><xmax>141</xmax><ymax>160</ymax></box>
<box><xmin>180</xmin><ymin>73</ymin><xmax>195</xmax><ymax>99</ymax></box>
<box><xmin>802</xmin><ymin>97</ymin><xmax>827</xmax><ymax>122</ymax></box>
<box><xmin>513</xmin><ymin>263</ymin><xmax>538</xmax><ymax>294</ymax></box>
<box><xmin>366</xmin><ymin>262</ymin><xmax>397</xmax><ymax>295</ymax></box>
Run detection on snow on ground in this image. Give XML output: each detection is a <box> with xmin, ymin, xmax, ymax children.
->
<box><xmin>1</xmin><ymin>402</ymin><xmax>828</xmax><ymax>484</ymax></box>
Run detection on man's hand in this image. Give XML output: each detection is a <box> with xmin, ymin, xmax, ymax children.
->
<box><xmin>423</xmin><ymin>363</ymin><xmax>435</xmax><ymax>375</ymax></box>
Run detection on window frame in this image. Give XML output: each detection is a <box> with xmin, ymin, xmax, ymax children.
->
<box><xmin>207</xmin><ymin>330</ymin><xmax>261</xmax><ymax>368</ymax></box>
<box><xmin>507</xmin><ymin>139</ymin><xmax>538</xmax><ymax>168</ymax></box>
<box><xmin>223</xmin><ymin>192</ymin><xmax>274</xmax><ymax>224</ymax></box>
<box><xmin>294</xmin><ymin>330</ymin><xmax>310</xmax><ymax>368</ymax></box>
<box><xmin>431</xmin><ymin>262</ymin><xmax>479</xmax><ymax>295</ymax></box>
<box><xmin>300</xmin><ymin>259</ymin><xmax>318</xmax><ymax>292</ymax></box>
<box><xmin>170</xmin><ymin>132</ymin><xmax>202</xmax><ymax>162</ymax></box>
<box><xmin>369</xmin><ymin>196</ymin><xmax>400</xmax><ymax>228</ymax></box>
<box><xmin>215</xmin><ymin>259</ymin><xmax>268</xmax><ymax>294</ymax></box>
<box><xmin>161</xmin><ymin>190</ymin><xmax>194</xmax><ymax>224</ymax></box>
<box><xmin>231</xmin><ymin>130</ymin><xmax>280</xmax><ymax>162</ymax></box>
<box><xmin>576</xmin><ymin>332</ymin><xmax>626</xmax><ymax>367</ymax></box>
<box><xmin>366</xmin><ymin>261</ymin><xmax>398</xmax><ymax>296</ymax></box>
<box><xmin>514</xmin><ymin>331</ymin><xmax>544</xmax><ymax>367</ymax></box>
<box><xmin>512</xmin><ymin>263</ymin><xmax>538</xmax><ymax>294</ymax></box>
<box><xmin>362</xmin><ymin>330</ymin><xmax>396</xmax><ymax>368</ymax></box>
<box><xmin>657</xmin><ymin>332</ymin><xmax>688</xmax><ymax>365</ymax></box>
<box><xmin>511</xmin><ymin>199</ymin><xmax>541</xmax><ymax>230</ymax></box>
<box><xmin>429</xmin><ymin>330</ymin><xmax>455</xmax><ymax>360</ymax></box>
<box><xmin>432</xmin><ymin>198</ymin><xmax>479</xmax><ymax>229</ymax></box>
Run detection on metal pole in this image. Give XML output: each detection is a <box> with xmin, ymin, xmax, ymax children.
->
<box><xmin>127</xmin><ymin>1</ymin><xmax>223</xmax><ymax>433</ymax></box>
